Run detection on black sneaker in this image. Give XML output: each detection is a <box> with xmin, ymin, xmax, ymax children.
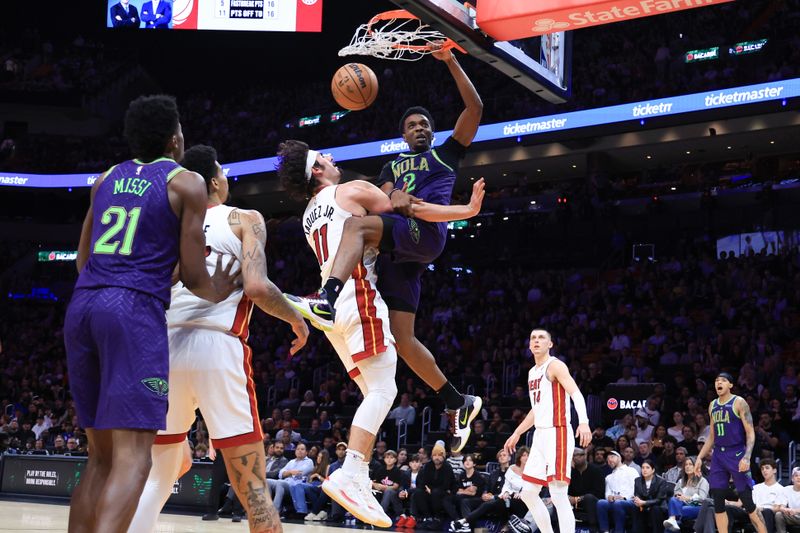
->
<box><xmin>450</xmin><ymin>518</ymin><xmax>471</xmax><ymax>532</ymax></box>
<box><xmin>284</xmin><ymin>290</ymin><xmax>335</xmax><ymax>331</ymax></box>
<box><xmin>201</xmin><ymin>512</ymin><xmax>219</xmax><ymax>521</ymax></box>
<box><xmin>231</xmin><ymin>513</ymin><xmax>243</xmax><ymax>523</ymax></box>
<box><xmin>508</xmin><ymin>515</ymin><xmax>533</xmax><ymax>533</ymax></box>
<box><xmin>451</xmin><ymin>394</ymin><xmax>483</xmax><ymax>453</ymax></box>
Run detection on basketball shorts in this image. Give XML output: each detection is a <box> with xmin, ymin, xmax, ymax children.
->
<box><xmin>377</xmin><ymin>214</ymin><xmax>446</xmax><ymax>313</ymax></box>
<box><xmin>708</xmin><ymin>445</ymin><xmax>754</xmax><ymax>492</ymax></box>
<box><xmin>65</xmin><ymin>287</ymin><xmax>169</xmax><ymax>431</ymax></box>
<box><xmin>523</xmin><ymin>426</ymin><xmax>574</xmax><ymax>485</ymax></box>
<box><xmin>154</xmin><ymin>327</ymin><xmax>263</xmax><ymax>448</ymax></box>
<box><xmin>326</xmin><ymin>277</ymin><xmax>395</xmax><ymax>377</ymax></box>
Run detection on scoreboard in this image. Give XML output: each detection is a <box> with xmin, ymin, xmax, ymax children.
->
<box><xmin>106</xmin><ymin>0</ymin><xmax>322</xmax><ymax>32</ymax></box>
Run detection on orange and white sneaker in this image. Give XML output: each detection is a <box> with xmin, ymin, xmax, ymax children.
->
<box><xmin>322</xmin><ymin>469</ymin><xmax>390</xmax><ymax>527</ymax></box>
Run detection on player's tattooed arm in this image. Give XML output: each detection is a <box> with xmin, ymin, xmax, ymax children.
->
<box><xmin>240</xmin><ymin>210</ymin><xmax>308</xmax><ymax>354</ymax></box>
<box><xmin>738</xmin><ymin>397</ymin><xmax>756</xmax><ymax>461</ymax></box>
<box><xmin>229</xmin><ymin>450</ymin><xmax>283</xmax><ymax>533</ymax></box>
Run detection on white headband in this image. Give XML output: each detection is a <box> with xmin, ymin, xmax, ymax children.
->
<box><xmin>304</xmin><ymin>150</ymin><xmax>319</xmax><ymax>182</ymax></box>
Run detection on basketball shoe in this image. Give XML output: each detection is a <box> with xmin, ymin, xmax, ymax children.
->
<box><xmin>451</xmin><ymin>394</ymin><xmax>483</xmax><ymax>453</ymax></box>
<box><xmin>322</xmin><ymin>469</ymin><xmax>390</xmax><ymax>527</ymax></box>
<box><xmin>284</xmin><ymin>289</ymin><xmax>335</xmax><ymax>331</ymax></box>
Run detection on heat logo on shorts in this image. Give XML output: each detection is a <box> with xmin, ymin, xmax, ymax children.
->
<box><xmin>141</xmin><ymin>377</ymin><xmax>169</xmax><ymax>396</ymax></box>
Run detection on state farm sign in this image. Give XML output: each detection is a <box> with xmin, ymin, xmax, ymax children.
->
<box><xmin>476</xmin><ymin>0</ymin><xmax>735</xmax><ymax>41</ymax></box>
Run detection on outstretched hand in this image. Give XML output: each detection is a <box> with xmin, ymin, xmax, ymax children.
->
<box><xmin>468</xmin><ymin>178</ymin><xmax>485</xmax><ymax>217</ymax></box>
<box><xmin>210</xmin><ymin>253</ymin><xmax>242</xmax><ymax>302</ymax></box>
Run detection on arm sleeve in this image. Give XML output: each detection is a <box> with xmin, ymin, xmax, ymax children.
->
<box><xmin>570</xmin><ymin>389</ymin><xmax>590</xmax><ymax>425</ymax></box>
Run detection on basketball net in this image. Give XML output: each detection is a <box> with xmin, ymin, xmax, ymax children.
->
<box><xmin>339</xmin><ymin>10</ymin><xmax>464</xmax><ymax>61</ymax></box>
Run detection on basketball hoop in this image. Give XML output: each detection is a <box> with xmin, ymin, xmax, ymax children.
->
<box><xmin>339</xmin><ymin>10</ymin><xmax>465</xmax><ymax>61</ymax></box>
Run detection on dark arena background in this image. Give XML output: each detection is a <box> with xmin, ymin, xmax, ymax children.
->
<box><xmin>1</xmin><ymin>1</ymin><xmax>800</xmax><ymax>532</ymax></box>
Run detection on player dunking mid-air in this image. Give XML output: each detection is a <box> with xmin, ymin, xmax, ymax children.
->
<box><xmin>277</xmin><ymin>140</ymin><xmax>484</xmax><ymax>527</ymax></box>
<box><xmin>286</xmin><ymin>45</ymin><xmax>484</xmax><ymax>452</ymax></box>
<box><xmin>64</xmin><ymin>96</ymin><xmax>239</xmax><ymax>533</ymax></box>
<box><xmin>127</xmin><ymin>145</ymin><xmax>309</xmax><ymax>533</ymax></box>
<box><xmin>694</xmin><ymin>372</ymin><xmax>767</xmax><ymax>533</ymax></box>
<box><xmin>500</xmin><ymin>329</ymin><xmax>591</xmax><ymax>533</ymax></box>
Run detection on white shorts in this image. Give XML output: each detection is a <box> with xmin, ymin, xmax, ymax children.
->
<box><xmin>523</xmin><ymin>426</ymin><xmax>574</xmax><ymax>485</ymax></box>
<box><xmin>325</xmin><ymin>278</ymin><xmax>394</xmax><ymax>379</ymax></box>
<box><xmin>154</xmin><ymin>327</ymin><xmax>262</xmax><ymax>449</ymax></box>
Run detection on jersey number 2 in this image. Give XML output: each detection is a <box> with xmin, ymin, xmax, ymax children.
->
<box><xmin>312</xmin><ymin>224</ymin><xmax>329</xmax><ymax>267</ymax></box>
<box><xmin>94</xmin><ymin>206</ymin><xmax>142</xmax><ymax>255</ymax></box>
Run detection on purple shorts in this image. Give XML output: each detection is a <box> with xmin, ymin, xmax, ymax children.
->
<box><xmin>708</xmin><ymin>445</ymin><xmax>754</xmax><ymax>492</ymax></box>
<box><xmin>377</xmin><ymin>214</ymin><xmax>446</xmax><ymax>313</ymax></box>
<box><xmin>64</xmin><ymin>287</ymin><xmax>169</xmax><ymax>431</ymax></box>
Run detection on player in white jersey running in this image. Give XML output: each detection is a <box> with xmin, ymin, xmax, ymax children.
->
<box><xmin>276</xmin><ymin>140</ymin><xmax>484</xmax><ymax>527</ymax></box>
<box><xmin>503</xmin><ymin>329</ymin><xmax>592</xmax><ymax>533</ymax></box>
<box><xmin>128</xmin><ymin>145</ymin><xmax>309</xmax><ymax>533</ymax></box>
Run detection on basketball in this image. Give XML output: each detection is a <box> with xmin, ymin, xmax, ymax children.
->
<box><xmin>331</xmin><ymin>63</ymin><xmax>378</xmax><ymax>111</ymax></box>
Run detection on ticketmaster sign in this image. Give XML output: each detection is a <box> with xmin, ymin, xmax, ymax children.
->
<box><xmin>3</xmin><ymin>78</ymin><xmax>799</xmax><ymax>188</ymax></box>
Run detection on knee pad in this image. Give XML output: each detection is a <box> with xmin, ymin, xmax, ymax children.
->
<box><xmin>352</xmin><ymin>383</ymin><xmax>396</xmax><ymax>435</ymax></box>
<box><xmin>738</xmin><ymin>488</ymin><xmax>756</xmax><ymax>514</ymax></box>
<box><xmin>711</xmin><ymin>489</ymin><xmax>727</xmax><ymax>514</ymax></box>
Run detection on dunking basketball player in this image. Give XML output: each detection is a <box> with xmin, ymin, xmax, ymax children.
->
<box><xmin>278</xmin><ymin>140</ymin><xmax>484</xmax><ymax>526</ymax></box>
<box><xmin>64</xmin><ymin>96</ymin><xmax>237</xmax><ymax>533</ymax></box>
<box><xmin>500</xmin><ymin>329</ymin><xmax>592</xmax><ymax>533</ymax></box>
<box><xmin>287</xmin><ymin>45</ymin><xmax>484</xmax><ymax>452</ymax></box>
<box><xmin>128</xmin><ymin>145</ymin><xmax>309</xmax><ymax>533</ymax></box>
<box><xmin>694</xmin><ymin>372</ymin><xmax>767</xmax><ymax>533</ymax></box>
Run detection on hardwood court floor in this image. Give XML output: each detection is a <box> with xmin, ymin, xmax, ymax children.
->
<box><xmin>0</xmin><ymin>500</ymin><xmax>354</xmax><ymax>532</ymax></box>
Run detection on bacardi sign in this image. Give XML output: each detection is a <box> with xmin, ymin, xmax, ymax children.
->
<box><xmin>477</xmin><ymin>0</ymin><xmax>736</xmax><ymax>41</ymax></box>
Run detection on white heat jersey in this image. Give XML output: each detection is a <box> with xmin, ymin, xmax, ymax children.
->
<box><xmin>303</xmin><ymin>185</ymin><xmax>379</xmax><ymax>286</ymax></box>
<box><xmin>528</xmin><ymin>356</ymin><xmax>571</xmax><ymax>428</ymax></box>
<box><xmin>167</xmin><ymin>204</ymin><xmax>253</xmax><ymax>339</ymax></box>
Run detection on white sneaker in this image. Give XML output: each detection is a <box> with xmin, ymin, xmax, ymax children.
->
<box><xmin>355</xmin><ymin>472</ymin><xmax>392</xmax><ymax>528</ymax></box>
<box><xmin>663</xmin><ymin>517</ymin><xmax>680</xmax><ymax>531</ymax></box>
<box><xmin>316</xmin><ymin>510</ymin><xmax>328</xmax><ymax>521</ymax></box>
<box><xmin>322</xmin><ymin>469</ymin><xmax>389</xmax><ymax>527</ymax></box>
<box><xmin>304</xmin><ymin>512</ymin><xmax>318</xmax><ymax>521</ymax></box>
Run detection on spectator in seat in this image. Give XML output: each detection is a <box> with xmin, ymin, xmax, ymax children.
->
<box><xmin>412</xmin><ymin>440</ymin><xmax>455</xmax><ymax>530</ymax></box>
<box><xmin>664</xmin><ymin>456</ymin><xmax>709</xmax><ymax>531</ymax></box>
<box><xmin>265</xmin><ymin>441</ymin><xmax>288</xmax><ymax>479</ymax></box>
<box><xmin>632</xmin><ymin>458</ymin><xmax>669</xmax><ymax>533</ymax></box>
<box><xmin>752</xmin><ymin>458</ymin><xmax>787</xmax><ymax>532</ymax></box>
<box><xmin>371</xmin><ymin>449</ymin><xmax>406</xmax><ymax>520</ymax></box>
<box><xmin>450</xmin><ymin>446</ymin><xmax>530</xmax><ymax>533</ymax></box>
<box><xmin>288</xmin><ymin>449</ymin><xmax>330</xmax><ymax>518</ymax></box>
<box><xmin>657</xmin><ymin>439</ymin><xmax>678</xmax><ymax>474</ymax></box>
<box><xmin>388</xmin><ymin>393</ymin><xmax>416</xmax><ymax>426</ymax></box>
<box><xmin>395</xmin><ymin>453</ymin><xmax>424</xmax><ymax>528</ymax></box>
<box><xmin>568</xmin><ymin>447</ymin><xmax>605</xmax><ymax>533</ymax></box>
<box><xmin>623</xmin><ymin>447</ymin><xmax>642</xmax><ymax>475</ymax></box>
<box><xmin>305</xmin><ymin>442</ymin><xmax>348</xmax><ymax>522</ymax></box>
<box><xmin>663</xmin><ymin>446</ymin><xmax>688</xmax><ymax>484</ymax></box>
<box><xmin>668</xmin><ymin>411</ymin><xmax>687</xmax><ymax>442</ymax></box>
<box><xmin>444</xmin><ymin>454</ymin><xmax>486</xmax><ymax>522</ymax></box>
<box><xmin>267</xmin><ymin>442</ymin><xmax>314</xmax><ymax>513</ymax></box>
<box><xmin>775</xmin><ymin>467</ymin><xmax>800</xmax><ymax>532</ymax></box>
<box><xmin>596</xmin><ymin>450</ymin><xmax>639</xmax><ymax>533</ymax></box>
<box><xmin>692</xmin><ymin>488</ymin><xmax>750</xmax><ymax>533</ymax></box>
<box><xmin>275</xmin><ymin>421</ymin><xmax>301</xmax><ymax>444</ymax></box>
<box><xmin>678</xmin><ymin>425</ymin><xmax>700</xmax><ymax>456</ymax></box>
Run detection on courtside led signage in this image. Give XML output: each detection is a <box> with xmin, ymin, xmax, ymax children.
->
<box><xmin>685</xmin><ymin>47</ymin><xmax>719</xmax><ymax>63</ymax></box>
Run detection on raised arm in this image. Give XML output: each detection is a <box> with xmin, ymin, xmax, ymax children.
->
<box><xmin>238</xmin><ymin>209</ymin><xmax>308</xmax><ymax>355</ymax></box>
<box><xmin>432</xmin><ymin>48</ymin><xmax>483</xmax><ymax>146</ymax></box>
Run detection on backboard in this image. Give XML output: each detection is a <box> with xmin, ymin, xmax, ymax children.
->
<box><xmin>390</xmin><ymin>0</ymin><xmax>573</xmax><ymax>103</ymax></box>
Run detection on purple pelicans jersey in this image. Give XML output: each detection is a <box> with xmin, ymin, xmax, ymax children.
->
<box><xmin>373</xmin><ymin>137</ymin><xmax>467</xmax><ymax>312</ymax></box>
<box><xmin>65</xmin><ymin>157</ymin><xmax>185</xmax><ymax>431</ymax></box>
<box><xmin>75</xmin><ymin>157</ymin><xmax>183</xmax><ymax>306</ymax></box>
<box><xmin>707</xmin><ymin>395</ymin><xmax>753</xmax><ymax>491</ymax></box>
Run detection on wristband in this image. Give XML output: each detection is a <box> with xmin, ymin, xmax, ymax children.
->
<box><xmin>389</xmin><ymin>188</ymin><xmax>402</xmax><ymax>199</ymax></box>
